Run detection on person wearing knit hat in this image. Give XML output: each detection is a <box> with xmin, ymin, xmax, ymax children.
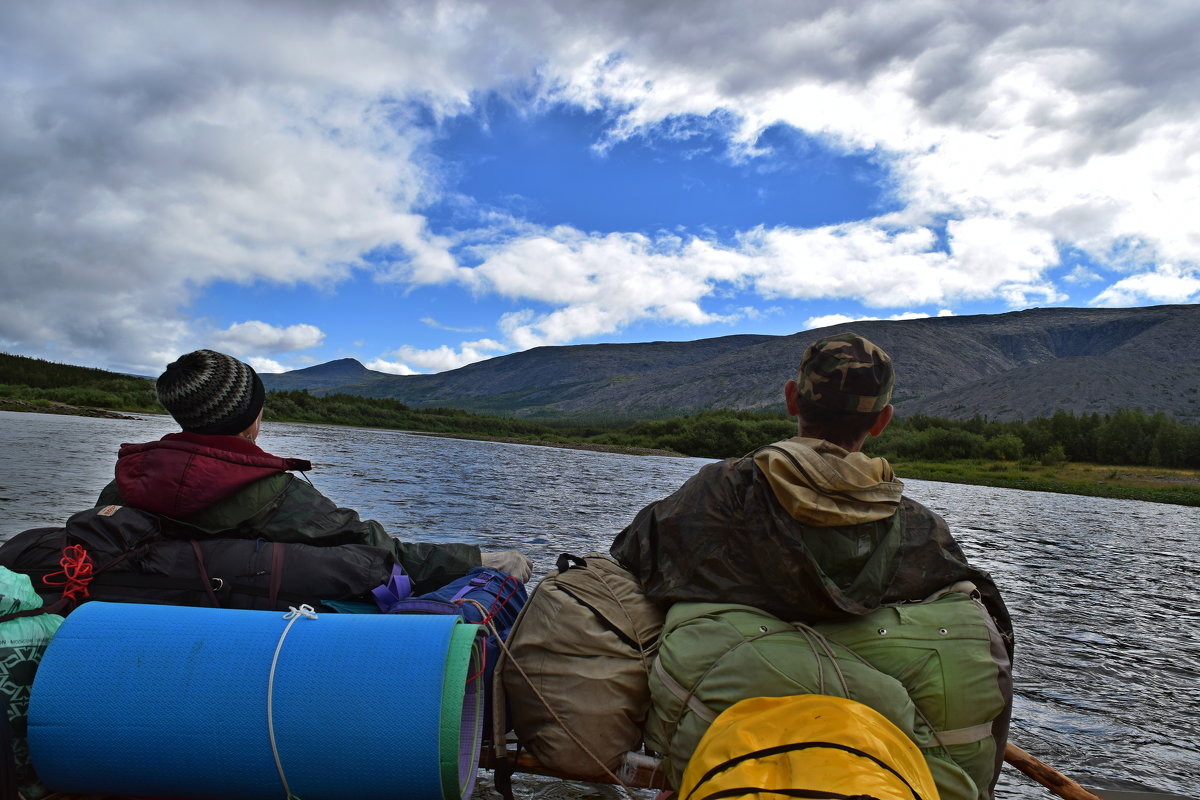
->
<box><xmin>611</xmin><ymin>332</ymin><xmax>1013</xmax><ymax>798</ymax></box>
<box><xmin>155</xmin><ymin>349</ymin><xmax>266</xmax><ymax>437</ymax></box>
<box><xmin>96</xmin><ymin>349</ymin><xmax>532</xmax><ymax>589</ymax></box>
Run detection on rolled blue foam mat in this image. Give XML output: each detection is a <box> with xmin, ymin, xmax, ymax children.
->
<box><xmin>29</xmin><ymin>601</ymin><xmax>482</xmax><ymax>800</ymax></box>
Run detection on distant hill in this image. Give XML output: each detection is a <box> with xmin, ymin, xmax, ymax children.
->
<box><xmin>260</xmin><ymin>304</ymin><xmax>1200</xmax><ymax>424</ymax></box>
<box><xmin>257</xmin><ymin>358</ymin><xmax>392</xmax><ymax>392</ymax></box>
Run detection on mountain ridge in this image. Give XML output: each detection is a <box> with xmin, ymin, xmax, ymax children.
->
<box><xmin>260</xmin><ymin>304</ymin><xmax>1200</xmax><ymax>423</ymax></box>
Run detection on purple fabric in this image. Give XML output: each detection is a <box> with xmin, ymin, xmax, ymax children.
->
<box><xmin>370</xmin><ymin>564</ymin><xmax>413</xmax><ymax>611</ymax></box>
<box><xmin>384</xmin><ymin>598</ymin><xmax>459</xmax><ymax>616</ymax></box>
<box><xmin>450</xmin><ymin>571</ymin><xmax>492</xmax><ymax>603</ymax></box>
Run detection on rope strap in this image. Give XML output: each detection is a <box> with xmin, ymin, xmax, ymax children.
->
<box><xmin>43</xmin><ymin>544</ymin><xmax>95</xmax><ymax>602</ymax></box>
<box><xmin>653</xmin><ymin>655</ymin><xmax>717</xmax><ymax>724</ymax></box>
<box><xmin>268</xmin><ymin>604</ymin><xmax>318</xmax><ymax>800</ymax></box>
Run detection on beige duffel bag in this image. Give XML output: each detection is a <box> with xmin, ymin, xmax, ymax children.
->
<box><xmin>492</xmin><ymin>552</ymin><xmax>664</xmax><ymax>779</ymax></box>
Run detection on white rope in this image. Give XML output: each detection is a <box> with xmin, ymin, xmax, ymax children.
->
<box><xmin>268</xmin><ymin>604</ymin><xmax>318</xmax><ymax>800</ymax></box>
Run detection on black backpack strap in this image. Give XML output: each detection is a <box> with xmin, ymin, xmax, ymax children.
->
<box><xmin>555</xmin><ymin>553</ymin><xmax>587</xmax><ymax>573</ymax></box>
<box><xmin>189</xmin><ymin>541</ymin><xmax>222</xmax><ymax>607</ymax></box>
<box><xmin>0</xmin><ymin>600</ymin><xmax>70</xmax><ymax>624</ymax></box>
<box><xmin>269</xmin><ymin>542</ymin><xmax>285</xmax><ymax>609</ymax></box>
<box><xmin>0</xmin><ymin>696</ymin><xmax>17</xmax><ymax>800</ymax></box>
<box><xmin>492</xmin><ymin>753</ymin><xmax>516</xmax><ymax>800</ymax></box>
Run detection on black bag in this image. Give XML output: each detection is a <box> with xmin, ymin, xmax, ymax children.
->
<box><xmin>0</xmin><ymin>505</ymin><xmax>395</xmax><ymax>614</ymax></box>
<box><xmin>0</xmin><ymin>696</ymin><xmax>17</xmax><ymax>800</ymax></box>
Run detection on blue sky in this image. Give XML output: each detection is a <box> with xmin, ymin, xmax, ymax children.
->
<box><xmin>2</xmin><ymin>1</ymin><xmax>1198</xmax><ymax>376</ymax></box>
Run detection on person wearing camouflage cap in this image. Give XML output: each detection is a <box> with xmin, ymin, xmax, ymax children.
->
<box><xmin>612</xmin><ymin>331</ymin><xmax>1012</xmax><ymax>798</ymax></box>
<box><xmin>96</xmin><ymin>349</ymin><xmax>532</xmax><ymax>590</ymax></box>
<box><xmin>795</xmin><ymin>333</ymin><xmax>894</xmax><ymax>414</ymax></box>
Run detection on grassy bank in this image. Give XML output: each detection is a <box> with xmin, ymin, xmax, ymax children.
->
<box><xmin>890</xmin><ymin>458</ymin><xmax>1200</xmax><ymax>506</ymax></box>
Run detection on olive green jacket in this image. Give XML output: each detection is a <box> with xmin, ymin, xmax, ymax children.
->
<box><xmin>610</xmin><ymin>437</ymin><xmax>1013</xmax><ymax>648</ymax></box>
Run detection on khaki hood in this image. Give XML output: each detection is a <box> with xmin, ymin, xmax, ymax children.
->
<box><xmin>753</xmin><ymin>437</ymin><xmax>903</xmax><ymax>527</ymax></box>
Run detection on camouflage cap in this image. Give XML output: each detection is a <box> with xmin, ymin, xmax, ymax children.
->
<box><xmin>796</xmin><ymin>333</ymin><xmax>894</xmax><ymax>413</ymax></box>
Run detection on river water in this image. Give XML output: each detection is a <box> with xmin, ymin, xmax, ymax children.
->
<box><xmin>0</xmin><ymin>410</ymin><xmax>1196</xmax><ymax>799</ymax></box>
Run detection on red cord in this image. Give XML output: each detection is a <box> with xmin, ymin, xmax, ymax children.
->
<box><xmin>43</xmin><ymin>544</ymin><xmax>95</xmax><ymax>602</ymax></box>
<box><xmin>461</xmin><ymin>575</ymin><xmax>524</xmax><ymax>682</ymax></box>
<box><xmin>463</xmin><ymin>575</ymin><xmax>523</xmax><ymax>626</ymax></box>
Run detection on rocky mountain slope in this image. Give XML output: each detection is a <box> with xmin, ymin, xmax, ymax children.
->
<box><xmin>261</xmin><ymin>305</ymin><xmax>1200</xmax><ymax>423</ymax></box>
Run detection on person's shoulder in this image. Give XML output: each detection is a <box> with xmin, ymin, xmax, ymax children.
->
<box><xmin>898</xmin><ymin>494</ymin><xmax>953</xmax><ymax>535</ymax></box>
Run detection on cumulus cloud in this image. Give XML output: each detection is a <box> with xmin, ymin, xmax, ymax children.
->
<box><xmin>246</xmin><ymin>357</ymin><xmax>290</xmax><ymax>374</ymax></box>
<box><xmin>3</xmin><ymin>0</ymin><xmax>1198</xmax><ymax>371</ymax></box>
<box><xmin>382</xmin><ymin>339</ymin><xmax>508</xmax><ymax>372</ymax></box>
<box><xmin>1091</xmin><ymin>264</ymin><xmax>1200</xmax><ymax>307</ymax></box>
<box><xmin>210</xmin><ymin>321</ymin><xmax>325</xmax><ymax>355</ymax></box>
<box><xmin>364</xmin><ymin>358</ymin><xmax>420</xmax><ymax>376</ymax></box>
<box><xmin>803</xmin><ymin>309</ymin><xmax>956</xmax><ymax>331</ymax></box>
<box><xmin>470</xmin><ymin>230</ymin><xmax>744</xmax><ymax>348</ymax></box>
<box><xmin>0</xmin><ymin>2</ymin><xmax>494</xmax><ymax>370</ymax></box>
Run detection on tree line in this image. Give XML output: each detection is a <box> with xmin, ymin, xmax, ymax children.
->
<box><xmin>271</xmin><ymin>394</ymin><xmax>1200</xmax><ymax>467</ymax></box>
<box><xmin>0</xmin><ymin>353</ymin><xmax>159</xmax><ymax>411</ymax></box>
<box><xmin>3</xmin><ymin>351</ymin><xmax>1199</xmax><ymax>467</ymax></box>
<box><xmin>871</xmin><ymin>409</ymin><xmax>1200</xmax><ymax>469</ymax></box>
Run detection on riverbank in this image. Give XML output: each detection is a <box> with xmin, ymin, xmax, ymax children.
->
<box><xmin>4</xmin><ymin>403</ymin><xmax>1197</xmax><ymax>506</ymax></box>
<box><xmin>891</xmin><ymin>458</ymin><xmax>1200</xmax><ymax>507</ymax></box>
<box><xmin>0</xmin><ymin>399</ymin><xmax>138</xmax><ymax>420</ymax></box>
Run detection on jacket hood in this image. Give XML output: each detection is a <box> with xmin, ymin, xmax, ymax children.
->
<box><xmin>114</xmin><ymin>433</ymin><xmax>311</xmax><ymax>518</ymax></box>
<box><xmin>753</xmin><ymin>437</ymin><xmax>902</xmax><ymax>527</ymax></box>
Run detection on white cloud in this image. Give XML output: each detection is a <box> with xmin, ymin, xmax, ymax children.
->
<box><xmin>3</xmin><ymin>1</ymin><xmax>1199</xmax><ymax>370</ymax></box>
<box><xmin>247</xmin><ymin>357</ymin><xmax>289</xmax><ymax>374</ymax></box>
<box><xmin>210</xmin><ymin>321</ymin><xmax>325</xmax><ymax>355</ymax></box>
<box><xmin>739</xmin><ymin>220</ymin><xmax>1064</xmax><ymax>309</ymax></box>
<box><xmin>1064</xmin><ymin>265</ymin><xmax>1101</xmax><ymax>284</ymax></box>
<box><xmin>364</xmin><ymin>358</ymin><xmax>420</xmax><ymax>376</ymax></box>
<box><xmin>803</xmin><ymin>309</ymin><xmax>955</xmax><ymax>331</ymax></box>
<box><xmin>473</xmin><ymin>231</ymin><xmax>745</xmax><ymax>348</ymax></box>
<box><xmin>1091</xmin><ymin>264</ymin><xmax>1200</xmax><ymax>307</ymax></box>
<box><xmin>421</xmin><ymin>317</ymin><xmax>485</xmax><ymax>333</ymax></box>
<box><xmin>387</xmin><ymin>339</ymin><xmax>508</xmax><ymax>372</ymax></box>
<box><xmin>441</xmin><ymin>213</ymin><xmax>1064</xmax><ymax>351</ymax></box>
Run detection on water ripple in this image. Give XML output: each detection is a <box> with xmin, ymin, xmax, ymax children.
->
<box><xmin>2</xmin><ymin>413</ymin><xmax>1197</xmax><ymax>798</ymax></box>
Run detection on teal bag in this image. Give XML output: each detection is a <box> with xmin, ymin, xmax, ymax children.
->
<box><xmin>0</xmin><ymin>566</ymin><xmax>64</xmax><ymax>798</ymax></box>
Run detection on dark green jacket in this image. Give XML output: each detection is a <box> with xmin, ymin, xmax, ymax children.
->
<box><xmin>98</xmin><ymin>433</ymin><xmax>481</xmax><ymax>594</ymax></box>
<box><xmin>610</xmin><ymin>438</ymin><xmax>1013</xmax><ymax>649</ymax></box>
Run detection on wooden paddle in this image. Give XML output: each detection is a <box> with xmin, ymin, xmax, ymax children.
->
<box><xmin>1005</xmin><ymin>742</ymin><xmax>1104</xmax><ymax>800</ymax></box>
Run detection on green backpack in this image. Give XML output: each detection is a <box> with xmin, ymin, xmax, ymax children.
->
<box><xmin>647</xmin><ymin>585</ymin><xmax>1009</xmax><ymax>799</ymax></box>
<box><xmin>818</xmin><ymin>586</ymin><xmax>1012</xmax><ymax>799</ymax></box>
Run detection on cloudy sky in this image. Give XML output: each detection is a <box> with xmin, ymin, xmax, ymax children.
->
<box><xmin>3</xmin><ymin>1</ymin><xmax>1198</xmax><ymax>376</ymax></box>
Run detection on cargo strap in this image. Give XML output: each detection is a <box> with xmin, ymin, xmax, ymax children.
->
<box><xmin>926</xmin><ymin>721</ymin><xmax>994</xmax><ymax>747</ymax></box>
<box><xmin>682</xmin><ymin>741</ymin><xmax>928</xmax><ymax>800</ymax></box>
<box><xmin>653</xmin><ymin>655</ymin><xmax>717</xmax><ymax>723</ymax></box>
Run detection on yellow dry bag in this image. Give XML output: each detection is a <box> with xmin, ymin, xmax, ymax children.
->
<box><xmin>679</xmin><ymin>694</ymin><xmax>941</xmax><ymax>800</ymax></box>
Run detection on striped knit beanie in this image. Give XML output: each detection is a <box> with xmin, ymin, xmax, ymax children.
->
<box><xmin>156</xmin><ymin>349</ymin><xmax>265</xmax><ymax>435</ymax></box>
